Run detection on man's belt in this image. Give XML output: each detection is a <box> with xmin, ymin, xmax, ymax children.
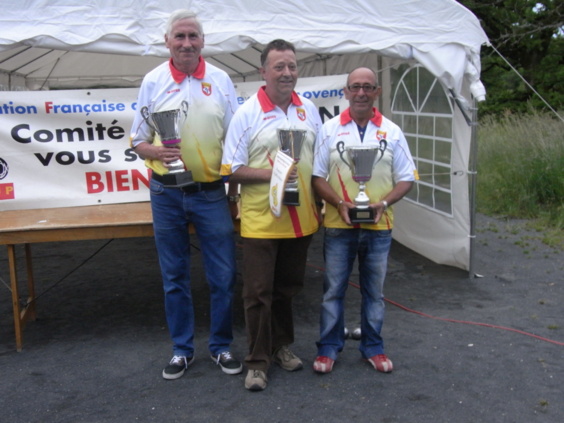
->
<box><xmin>152</xmin><ymin>172</ymin><xmax>224</xmax><ymax>193</ymax></box>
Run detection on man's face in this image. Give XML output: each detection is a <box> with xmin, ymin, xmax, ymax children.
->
<box><xmin>165</xmin><ymin>18</ymin><xmax>204</xmax><ymax>71</ymax></box>
<box><xmin>345</xmin><ymin>69</ymin><xmax>381</xmax><ymax>116</ymax></box>
<box><xmin>260</xmin><ymin>49</ymin><xmax>298</xmax><ymax>100</ymax></box>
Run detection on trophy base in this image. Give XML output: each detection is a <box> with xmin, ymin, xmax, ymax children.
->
<box><xmin>162</xmin><ymin>171</ymin><xmax>195</xmax><ymax>188</ymax></box>
<box><xmin>349</xmin><ymin>207</ymin><xmax>374</xmax><ymax>223</ymax></box>
<box><xmin>283</xmin><ymin>190</ymin><xmax>300</xmax><ymax>206</ymax></box>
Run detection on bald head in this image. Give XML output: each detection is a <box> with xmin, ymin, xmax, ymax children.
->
<box><xmin>346</xmin><ymin>67</ymin><xmax>378</xmax><ymax>87</ymax></box>
<box><xmin>345</xmin><ymin>67</ymin><xmax>381</xmax><ymax>122</ymax></box>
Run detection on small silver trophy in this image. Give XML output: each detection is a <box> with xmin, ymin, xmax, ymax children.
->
<box><xmin>140</xmin><ymin>101</ymin><xmax>194</xmax><ymax>188</ymax></box>
<box><xmin>278</xmin><ymin>129</ymin><xmax>307</xmax><ymax>206</ymax></box>
<box><xmin>336</xmin><ymin>139</ymin><xmax>387</xmax><ymax>223</ymax></box>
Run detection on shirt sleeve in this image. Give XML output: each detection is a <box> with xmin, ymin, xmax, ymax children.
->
<box><xmin>220</xmin><ymin>74</ymin><xmax>239</xmax><ymax>133</ymax></box>
<box><xmin>129</xmin><ymin>76</ymin><xmax>156</xmax><ymax>148</ymax></box>
<box><xmin>391</xmin><ymin>129</ymin><xmax>417</xmax><ymax>183</ymax></box>
<box><xmin>221</xmin><ymin>103</ymin><xmax>252</xmax><ymax>176</ymax></box>
<box><xmin>312</xmin><ymin>124</ymin><xmax>331</xmax><ymax>179</ymax></box>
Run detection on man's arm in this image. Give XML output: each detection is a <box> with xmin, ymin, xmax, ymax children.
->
<box><xmin>229</xmin><ymin>165</ymin><xmax>272</xmax><ymax>184</ymax></box>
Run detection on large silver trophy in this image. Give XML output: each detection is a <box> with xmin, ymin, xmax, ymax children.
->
<box><xmin>336</xmin><ymin>139</ymin><xmax>387</xmax><ymax>223</ymax></box>
<box><xmin>278</xmin><ymin>129</ymin><xmax>307</xmax><ymax>206</ymax></box>
<box><xmin>140</xmin><ymin>101</ymin><xmax>194</xmax><ymax>188</ymax></box>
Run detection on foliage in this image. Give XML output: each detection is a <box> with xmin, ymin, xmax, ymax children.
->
<box><xmin>477</xmin><ymin>108</ymin><xmax>564</xmax><ymax>248</ymax></box>
<box><xmin>457</xmin><ymin>0</ymin><xmax>564</xmax><ymax>116</ymax></box>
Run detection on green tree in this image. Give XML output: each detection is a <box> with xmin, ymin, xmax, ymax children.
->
<box><xmin>458</xmin><ymin>0</ymin><xmax>564</xmax><ymax>115</ymax></box>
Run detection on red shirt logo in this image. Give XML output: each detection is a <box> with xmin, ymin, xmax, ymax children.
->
<box><xmin>376</xmin><ymin>130</ymin><xmax>387</xmax><ymax>141</ymax></box>
<box><xmin>201</xmin><ymin>83</ymin><xmax>212</xmax><ymax>96</ymax></box>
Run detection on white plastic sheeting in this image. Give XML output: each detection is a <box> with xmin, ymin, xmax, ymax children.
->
<box><xmin>0</xmin><ymin>0</ymin><xmax>487</xmax><ymax>97</ymax></box>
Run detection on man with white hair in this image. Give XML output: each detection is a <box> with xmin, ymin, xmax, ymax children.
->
<box><xmin>130</xmin><ymin>10</ymin><xmax>242</xmax><ymax>380</ymax></box>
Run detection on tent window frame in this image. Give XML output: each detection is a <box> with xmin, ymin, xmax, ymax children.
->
<box><xmin>390</xmin><ymin>64</ymin><xmax>454</xmax><ymax>217</ymax></box>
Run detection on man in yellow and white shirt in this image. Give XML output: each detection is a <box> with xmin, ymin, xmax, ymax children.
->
<box><xmin>130</xmin><ymin>10</ymin><xmax>241</xmax><ymax>381</ymax></box>
<box><xmin>221</xmin><ymin>39</ymin><xmax>322</xmax><ymax>391</ymax></box>
<box><xmin>311</xmin><ymin>67</ymin><xmax>417</xmax><ymax>375</ymax></box>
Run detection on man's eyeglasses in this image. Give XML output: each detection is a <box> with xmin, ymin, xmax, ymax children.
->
<box><xmin>347</xmin><ymin>84</ymin><xmax>378</xmax><ymax>93</ymax></box>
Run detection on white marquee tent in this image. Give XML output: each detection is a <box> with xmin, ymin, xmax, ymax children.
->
<box><xmin>0</xmin><ymin>0</ymin><xmax>490</xmax><ymax>272</ymax></box>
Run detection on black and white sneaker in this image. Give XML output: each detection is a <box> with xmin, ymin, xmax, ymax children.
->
<box><xmin>162</xmin><ymin>355</ymin><xmax>194</xmax><ymax>380</ymax></box>
<box><xmin>211</xmin><ymin>351</ymin><xmax>243</xmax><ymax>375</ymax></box>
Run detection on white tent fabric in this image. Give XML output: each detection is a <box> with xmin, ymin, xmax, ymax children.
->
<box><xmin>0</xmin><ymin>0</ymin><xmax>489</xmax><ymax>271</ymax></box>
<box><xmin>0</xmin><ymin>0</ymin><xmax>487</xmax><ymax>98</ymax></box>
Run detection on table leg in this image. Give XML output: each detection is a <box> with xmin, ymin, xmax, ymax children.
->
<box><xmin>7</xmin><ymin>243</ymin><xmax>37</xmax><ymax>352</ymax></box>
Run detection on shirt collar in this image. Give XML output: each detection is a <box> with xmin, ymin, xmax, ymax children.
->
<box><xmin>340</xmin><ymin>107</ymin><xmax>383</xmax><ymax>127</ymax></box>
<box><xmin>169</xmin><ymin>56</ymin><xmax>206</xmax><ymax>83</ymax></box>
<box><xmin>257</xmin><ymin>86</ymin><xmax>303</xmax><ymax>112</ymax></box>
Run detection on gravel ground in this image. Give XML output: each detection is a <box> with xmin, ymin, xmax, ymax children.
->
<box><xmin>0</xmin><ymin>213</ymin><xmax>562</xmax><ymax>423</ymax></box>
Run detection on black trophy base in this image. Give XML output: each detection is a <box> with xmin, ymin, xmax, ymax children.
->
<box><xmin>349</xmin><ymin>207</ymin><xmax>375</xmax><ymax>223</ymax></box>
<box><xmin>283</xmin><ymin>190</ymin><xmax>300</xmax><ymax>206</ymax></box>
<box><xmin>162</xmin><ymin>171</ymin><xmax>195</xmax><ymax>188</ymax></box>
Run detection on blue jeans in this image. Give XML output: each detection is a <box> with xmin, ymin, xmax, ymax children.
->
<box><xmin>150</xmin><ymin>178</ymin><xmax>237</xmax><ymax>357</ymax></box>
<box><xmin>317</xmin><ymin>227</ymin><xmax>392</xmax><ymax>360</ymax></box>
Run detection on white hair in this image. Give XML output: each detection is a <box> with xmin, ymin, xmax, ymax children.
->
<box><xmin>165</xmin><ymin>9</ymin><xmax>203</xmax><ymax>36</ymax></box>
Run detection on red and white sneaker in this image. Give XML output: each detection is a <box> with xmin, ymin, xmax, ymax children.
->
<box><xmin>366</xmin><ymin>354</ymin><xmax>393</xmax><ymax>373</ymax></box>
<box><xmin>313</xmin><ymin>356</ymin><xmax>335</xmax><ymax>373</ymax></box>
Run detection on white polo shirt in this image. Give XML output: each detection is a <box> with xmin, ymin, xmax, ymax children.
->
<box><xmin>130</xmin><ymin>57</ymin><xmax>238</xmax><ymax>182</ymax></box>
<box><xmin>313</xmin><ymin>107</ymin><xmax>417</xmax><ymax>230</ymax></box>
<box><xmin>221</xmin><ymin>87</ymin><xmax>322</xmax><ymax>239</ymax></box>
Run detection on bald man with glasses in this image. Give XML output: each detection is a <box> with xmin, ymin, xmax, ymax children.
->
<box><xmin>311</xmin><ymin>67</ymin><xmax>417</xmax><ymax>374</ymax></box>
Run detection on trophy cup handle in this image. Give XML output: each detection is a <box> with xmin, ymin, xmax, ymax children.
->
<box><xmin>180</xmin><ymin>100</ymin><xmax>189</xmax><ymax>118</ymax></box>
<box><xmin>140</xmin><ymin>106</ymin><xmax>158</xmax><ymax>133</ymax></box>
<box><xmin>375</xmin><ymin>139</ymin><xmax>388</xmax><ymax>165</ymax></box>
<box><xmin>336</xmin><ymin>141</ymin><xmax>352</xmax><ymax>170</ymax></box>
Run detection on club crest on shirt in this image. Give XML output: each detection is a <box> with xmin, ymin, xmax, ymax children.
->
<box><xmin>296</xmin><ymin>108</ymin><xmax>306</xmax><ymax>121</ymax></box>
<box><xmin>201</xmin><ymin>82</ymin><xmax>212</xmax><ymax>96</ymax></box>
<box><xmin>376</xmin><ymin>130</ymin><xmax>387</xmax><ymax>141</ymax></box>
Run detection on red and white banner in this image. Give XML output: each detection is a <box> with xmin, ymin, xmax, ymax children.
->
<box><xmin>0</xmin><ymin>75</ymin><xmax>348</xmax><ymax>211</ymax></box>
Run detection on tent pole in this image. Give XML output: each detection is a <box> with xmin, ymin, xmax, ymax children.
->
<box><xmin>468</xmin><ymin>98</ymin><xmax>479</xmax><ymax>278</ymax></box>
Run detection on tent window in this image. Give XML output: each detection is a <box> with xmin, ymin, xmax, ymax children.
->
<box><xmin>391</xmin><ymin>65</ymin><xmax>454</xmax><ymax>216</ymax></box>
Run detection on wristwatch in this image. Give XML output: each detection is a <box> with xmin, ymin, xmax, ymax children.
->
<box><xmin>228</xmin><ymin>194</ymin><xmax>240</xmax><ymax>203</ymax></box>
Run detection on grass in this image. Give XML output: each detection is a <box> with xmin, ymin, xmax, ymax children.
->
<box><xmin>477</xmin><ymin>108</ymin><xmax>564</xmax><ymax>250</ymax></box>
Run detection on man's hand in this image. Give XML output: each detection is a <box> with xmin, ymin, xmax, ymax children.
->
<box><xmin>286</xmin><ymin>166</ymin><xmax>298</xmax><ymax>184</ymax></box>
<box><xmin>133</xmin><ymin>142</ymin><xmax>182</xmax><ymax>167</ymax></box>
<box><xmin>156</xmin><ymin>146</ymin><xmax>182</xmax><ymax>167</ymax></box>
<box><xmin>228</xmin><ymin>201</ymin><xmax>239</xmax><ymax>220</ymax></box>
<box><xmin>370</xmin><ymin>201</ymin><xmax>387</xmax><ymax>224</ymax></box>
<box><xmin>337</xmin><ymin>200</ymin><xmax>353</xmax><ymax>226</ymax></box>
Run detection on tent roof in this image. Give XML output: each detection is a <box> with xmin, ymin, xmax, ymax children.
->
<box><xmin>0</xmin><ymin>0</ymin><xmax>489</xmax><ymax>93</ymax></box>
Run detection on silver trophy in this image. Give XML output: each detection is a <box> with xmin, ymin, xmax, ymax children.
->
<box><xmin>278</xmin><ymin>129</ymin><xmax>307</xmax><ymax>206</ymax></box>
<box><xmin>336</xmin><ymin>139</ymin><xmax>387</xmax><ymax>223</ymax></box>
<box><xmin>140</xmin><ymin>101</ymin><xmax>194</xmax><ymax>187</ymax></box>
